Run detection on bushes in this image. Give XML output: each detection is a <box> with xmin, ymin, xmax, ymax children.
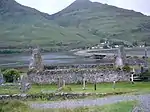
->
<box><xmin>115</xmin><ymin>65</ymin><xmax>131</xmax><ymax>72</ymax></box>
<box><xmin>123</xmin><ymin>65</ymin><xmax>131</xmax><ymax>72</ymax></box>
<box><xmin>0</xmin><ymin>100</ymin><xmax>29</xmax><ymax>112</ymax></box>
<box><xmin>3</xmin><ymin>69</ymin><xmax>20</xmax><ymax>83</ymax></box>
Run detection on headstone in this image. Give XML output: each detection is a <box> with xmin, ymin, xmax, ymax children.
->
<box><xmin>63</xmin><ymin>80</ymin><xmax>66</xmax><ymax>87</ymax></box>
<box><xmin>112</xmin><ymin>81</ymin><xmax>116</xmax><ymax>89</ymax></box>
<box><xmin>29</xmin><ymin>48</ymin><xmax>44</xmax><ymax>71</ymax></box>
<box><xmin>57</xmin><ymin>77</ymin><xmax>63</xmax><ymax>89</ymax></box>
<box><xmin>83</xmin><ymin>78</ymin><xmax>86</xmax><ymax>90</ymax></box>
<box><xmin>0</xmin><ymin>71</ymin><xmax>4</xmax><ymax>85</ymax></box>
<box><xmin>115</xmin><ymin>45</ymin><xmax>126</xmax><ymax>68</ymax></box>
<box><xmin>131</xmin><ymin>73</ymin><xmax>134</xmax><ymax>84</ymax></box>
<box><xmin>20</xmin><ymin>75</ymin><xmax>31</xmax><ymax>93</ymax></box>
<box><xmin>13</xmin><ymin>76</ymin><xmax>17</xmax><ymax>84</ymax></box>
<box><xmin>20</xmin><ymin>75</ymin><xmax>26</xmax><ymax>93</ymax></box>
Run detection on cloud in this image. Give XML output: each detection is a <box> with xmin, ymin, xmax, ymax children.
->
<box><xmin>15</xmin><ymin>0</ymin><xmax>150</xmax><ymax>15</ymax></box>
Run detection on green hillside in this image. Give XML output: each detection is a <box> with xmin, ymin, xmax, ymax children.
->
<box><xmin>0</xmin><ymin>0</ymin><xmax>100</xmax><ymax>51</ymax></box>
<box><xmin>50</xmin><ymin>0</ymin><xmax>150</xmax><ymax>43</ymax></box>
<box><xmin>1</xmin><ymin>0</ymin><xmax>150</xmax><ymax>52</ymax></box>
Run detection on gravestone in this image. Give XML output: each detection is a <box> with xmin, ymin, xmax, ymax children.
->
<box><xmin>63</xmin><ymin>80</ymin><xmax>66</xmax><ymax>87</ymax></box>
<box><xmin>29</xmin><ymin>48</ymin><xmax>44</xmax><ymax>72</ymax></box>
<box><xmin>57</xmin><ymin>77</ymin><xmax>63</xmax><ymax>89</ymax></box>
<box><xmin>131</xmin><ymin>73</ymin><xmax>134</xmax><ymax>84</ymax></box>
<box><xmin>131</xmin><ymin>68</ymin><xmax>135</xmax><ymax>84</ymax></box>
<box><xmin>0</xmin><ymin>71</ymin><xmax>4</xmax><ymax>85</ymax></box>
<box><xmin>112</xmin><ymin>81</ymin><xmax>116</xmax><ymax>89</ymax></box>
<box><xmin>115</xmin><ymin>45</ymin><xmax>126</xmax><ymax>68</ymax></box>
<box><xmin>20</xmin><ymin>75</ymin><xmax>31</xmax><ymax>93</ymax></box>
<box><xmin>83</xmin><ymin>78</ymin><xmax>86</xmax><ymax>90</ymax></box>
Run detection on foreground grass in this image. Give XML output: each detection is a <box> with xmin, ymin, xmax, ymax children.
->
<box><xmin>0</xmin><ymin>82</ymin><xmax>150</xmax><ymax>95</ymax></box>
<box><xmin>0</xmin><ymin>100</ymin><xmax>137</xmax><ymax>112</ymax></box>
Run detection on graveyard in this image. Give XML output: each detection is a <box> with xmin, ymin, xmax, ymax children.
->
<box><xmin>0</xmin><ymin>46</ymin><xmax>150</xmax><ymax>112</ymax></box>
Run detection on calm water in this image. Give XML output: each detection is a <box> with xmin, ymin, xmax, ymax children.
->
<box><xmin>0</xmin><ymin>48</ymin><xmax>150</xmax><ymax>68</ymax></box>
<box><xmin>0</xmin><ymin>52</ymin><xmax>97</xmax><ymax>68</ymax></box>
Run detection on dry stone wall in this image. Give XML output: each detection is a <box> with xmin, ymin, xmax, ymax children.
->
<box><xmin>28</xmin><ymin>69</ymin><xmax>130</xmax><ymax>84</ymax></box>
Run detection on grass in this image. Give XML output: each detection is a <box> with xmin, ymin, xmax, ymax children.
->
<box><xmin>0</xmin><ymin>100</ymin><xmax>137</xmax><ymax>112</ymax></box>
<box><xmin>0</xmin><ymin>82</ymin><xmax>150</xmax><ymax>95</ymax></box>
<box><xmin>0</xmin><ymin>100</ymin><xmax>29</xmax><ymax>112</ymax></box>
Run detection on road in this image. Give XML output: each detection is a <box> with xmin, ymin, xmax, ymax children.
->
<box><xmin>31</xmin><ymin>94</ymin><xmax>150</xmax><ymax>112</ymax></box>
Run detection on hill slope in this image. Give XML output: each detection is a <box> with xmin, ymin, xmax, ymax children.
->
<box><xmin>50</xmin><ymin>0</ymin><xmax>150</xmax><ymax>43</ymax></box>
<box><xmin>1</xmin><ymin>0</ymin><xmax>150</xmax><ymax>52</ymax></box>
<box><xmin>0</xmin><ymin>0</ymin><xmax>100</xmax><ymax>51</ymax></box>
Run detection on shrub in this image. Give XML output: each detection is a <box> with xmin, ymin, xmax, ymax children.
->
<box><xmin>0</xmin><ymin>100</ymin><xmax>29</xmax><ymax>112</ymax></box>
<box><xmin>3</xmin><ymin>69</ymin><xmax>20</xmax><ymax>83</ymax></box>
<box><xmin>123</xmin><ymin>65</ymin><xmax>131</xmax><ymax>72</ymax></box>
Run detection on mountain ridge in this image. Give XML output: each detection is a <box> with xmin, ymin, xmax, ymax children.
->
<box><xmin>49</xmin><ymin>0</ymin><xmax>150</xmax><ymax>42</ymax></box>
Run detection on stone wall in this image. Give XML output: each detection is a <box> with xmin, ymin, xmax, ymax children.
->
<box><xmin>28</xmin><ymin>69</ymin><xmax>130</xmax><ymax>84</ymax></box>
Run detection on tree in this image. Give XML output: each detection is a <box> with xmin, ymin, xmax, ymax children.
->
<box><xmin>3</xmin><ymin>69</ymin><xmax>20</xmax><ymax>83</ymax></box>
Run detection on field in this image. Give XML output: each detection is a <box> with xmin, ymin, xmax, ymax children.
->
<box><xmin>0</xmin><ymin>82</ymin><xmax>150</xmax><ymax>95</ymax></box>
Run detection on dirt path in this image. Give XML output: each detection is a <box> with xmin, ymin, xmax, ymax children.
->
<box><xmin>31</xmin><ymin>94</ymin><xmax>150</xmax><ymax>111</ymax></box>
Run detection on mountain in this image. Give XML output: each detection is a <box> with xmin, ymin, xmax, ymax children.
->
<box><xmin>1</xmin><ymin>0</ymin><xmax>150</xmax><ymax>52</ymax></box>
<box><xmin>50</xmin><ymin>0</ymin><xmax>150</xmax><ymax>43</ymax></box>
<box><xmin>0</xmin><ymin>0</ymin><xmax>99</xmax><ymax>51</ymax></box>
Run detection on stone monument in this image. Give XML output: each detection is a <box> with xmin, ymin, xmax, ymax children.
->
<box><xmin>57</xmin><ymin>77</ymin><xmax>63</xmax><ymax>89</ymax></box>
<box><xmin>20</xmin><ymin>74</ymin><xmax>31</xmax><ymax>93</ymax></box>
<box><xmin>115</xmin><ymin>45</ymin><xmax>126</xmax><ymax>68</ymax></box>
<box><xmin>29</xmin><ymin>48</ymin><xmax>44</xmax><ymax>72</ymax></box>
<box><xmin>82</xmin><ymin>78</ymin><xmax>86</xmax><ymax>90</ymax></box>
<box><xmin>0</xmin><ymin>70</ymin><xmax>4</xmax><ymax>85</ymax></box>
<box><xmin>63</xmin><ymin>80</ymin><xmax>66</xmax><ymax>87</ymax></box>
<box><xmin>112</xmin><ymin>81</ymin><xmax>116</xmax><ymax>89</ymax></box>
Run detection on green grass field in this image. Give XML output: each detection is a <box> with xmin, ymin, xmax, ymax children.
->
<box><xmin>0</xmin><ymin>82</ymin><xmax>150</xmax><ymax>95</ymax></box>
<box><xmin>0</xmin><ymin>100</ymin><xmax>137</xmax><ymax>112</ymax></box>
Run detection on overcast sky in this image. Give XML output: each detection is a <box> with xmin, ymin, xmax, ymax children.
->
<box><xmin>15</xmin><ymin>0</ymin><xmax>150</xmax><ymax>15</ymax></box>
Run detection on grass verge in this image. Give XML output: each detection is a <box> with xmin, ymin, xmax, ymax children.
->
<box><xmin>0</xmin><ymin>100</ymin><xmax>137</xmax><ymax>112</ymax></box>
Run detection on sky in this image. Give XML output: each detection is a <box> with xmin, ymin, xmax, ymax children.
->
<box><xmin>15</xmin><ymin>0</ymin><xmax>150</xmax><ymax>15</ymax></box>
